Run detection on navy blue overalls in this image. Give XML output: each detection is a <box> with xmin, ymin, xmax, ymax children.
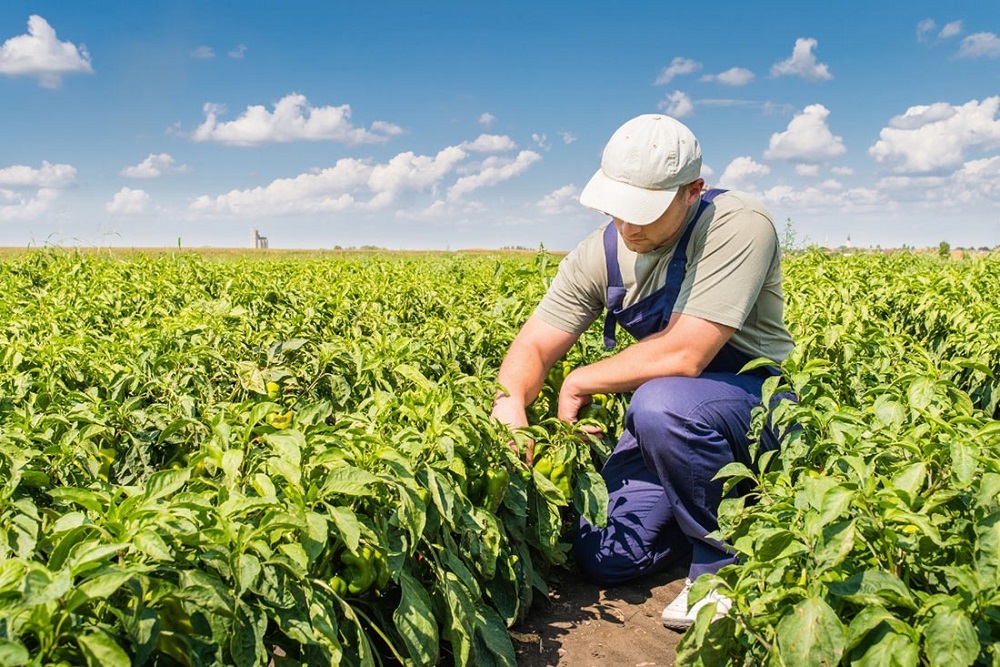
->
<box><xmin>574</xmin><ymin>189</ymin><xmax>785</xmax><ymax>585</ymax></box>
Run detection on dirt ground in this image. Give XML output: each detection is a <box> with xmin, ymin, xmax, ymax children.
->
<box><xmin>510</xmin><ymin>564</ymin><xmax>689</xmax><ymax>667</ymax></box>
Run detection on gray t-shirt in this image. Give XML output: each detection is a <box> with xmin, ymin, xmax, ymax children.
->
<box><xmin>535</xmin><ymin>190</ymin><xmax>794</xmax><ymax>362</ymax></box>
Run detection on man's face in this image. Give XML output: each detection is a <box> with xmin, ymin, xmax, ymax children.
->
<box><xmin>612</xmin><ymin>188</ymin><xmax>689</xmax><ymax>254</ymax></box>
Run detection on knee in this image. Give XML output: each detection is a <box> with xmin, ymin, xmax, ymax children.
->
<box><xmin>573</xmin><ymin>523</ymin><xmax>646</xmax><ymax>586</ymax></box>
<box><xmin>628</xmin><ymin>377</ymin><xmax>693</xmax><ymax>434</ymax></box>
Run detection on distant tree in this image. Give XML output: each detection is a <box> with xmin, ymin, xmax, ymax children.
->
<box><xmin>938</xmin><ymin>240</ymin><xmax>951</xmax><ymax>258</ymax></box>
<box><xmin>780</xmin><ymin>218</ymin><xmax>805</xmax><ymax>254</ymax></box>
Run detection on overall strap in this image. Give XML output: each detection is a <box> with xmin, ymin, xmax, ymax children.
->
<box><xmin>602</xmin><ymin>189</ymin><xmax>728</xmax><ymax>349</ymax></box>
<box><xmin>602</xmin><ymin>222</ymin><xmax>627</xmax><ymax>348</ymax></box>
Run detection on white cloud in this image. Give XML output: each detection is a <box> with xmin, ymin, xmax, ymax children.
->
<box><xmin>795</xmin><ymin>164</ymin><xmax>820</xmax><ymax>177</ymax></box>
<box><xmin>958</xmin><ymin>32</ymin><xmax>1000</xmax><ymax>59</ymax></box>
<box><xmin>654</xmin><ymin>57</ymin><xmax>701</xmax><ymax>85</ymax></box>
<box><xmin>831</xmin><ymin>166</ymin><xmax>854</xmax><ymax>176</ymax></box>
<box><xmin>0</xmin><ymin>187</ymin><xmax>59</xmax><ymax>222</ymax></box>
<box><xmin>558</xmin><ymin>131</ymin><xmax>577</xmax><ymax>144</ymax></box>
<box><xmin>190</xmin><ymin>135</ymin><xmax>542</xmax><ymax>218</ymax></box>
<box><xmin>532</xmin><ymin>133</ymin><xmax>550</xmax><ymax>151</ymax></box>
<box><xmin>192</xmin><ymin>158</ymin><xmax>373</xmax><ymax>215</ymax></box>
<box><xmin>0</xmin><ymin>161</ymin><xmax>77</xmax><ymax>188</ymax></box>
<box><xmin>228</xmin><ymin>44</ymin><xmax>247</xmax><ymax>59</ymax></box>
<box><xmin>764</xmin><ymin>104</ymin><xmax>846</xmax><ymax>162</ymax></box>
<box><xmin>952</xmin><ymin>155</ymin><xmax>1000</xmax><ymax>200</ymax></box>
<box><xmin>121</xmin><ymin>153</ymin><xmax>189</xmax><ymax>179</ymax></box>
<box><xmin>876</xmin><ymin>155</ymin><xmax>1000</xmax><ymax>208</ymax></box>
<box><xmin>761</xmin><ymin>184</ymin><xmax>880</xmax><ymax>210</ymax></box>
<box><xmin>658</xmin><ymin>91</ymin><xmax>694</xmax><ymax>118</ymax></box>
<box><xmin>818</xmin><ymin>179</ymin><xmax>843</xmax><ymax>191</ymax></box>
<box><xmin>479</xmin><ymin>112</ymin><xmax>497</xmax><ymax>127</ymax></box>
<box><xmin>191</xmin><ymin>46</ymin><xmax>215</xmax><ymax>59</ymax></box>
<box><xmin>770</xmin><ymin>38</ymin><xmax>832</xmax><ymax>81</ymax></box>
<box><xmin>107</xmin><ymin>187</ymin><xmax>151</xmax><ymax>215</ymax></box>
<box><xmin>869</xmin><ymin>97</ymin><xmax>1000</xmax><ymax>172</ymax></box>
<box><xmin>367</xmin><ymin>147</ymin><xmax>467</xmax><ymax>207</ymax></box>
<box><xmin>462</xmin><ymin>134</ymin><xmax>516</xmax><ymax>152</ymax></box>
<box><xmin>0</xmin><ymin>15</ymin><xmax>93</xmax><ymax>88</ymax></box>
<box><xmin>537</xmin><ymin>184</ymin><xmax>580</xmax><ymax>215</ymax></box>
<box><xmin>448</xmin><ymin>151</ymin><xmax>541</xmax><ymax>201</ymax></box>
<box><xmin>917</xmin><ymin>19</ymin><xmax>937</xmax><ymax>43</ymax></box>
<box><xmin>717</xmin><ymin>156</ymin><xmax>770</xmax><ymax>191</ymax></box>
<box><xmin>701</xmin><ymin>67</ymin><xmax>754</xmax><ymax>86</ymax></box>
<box><xmin>192</xmin><ymin>145</ymin><xmax>470</xmax><ymax>216</ymax></box>
<box><xmin>189</xmin><ymin>93</ymin><xmax>404</xmax><ymax>146</ymax></box>
<box><xmin>939</xmin><ymin>21</ymin><xmax>963</xmax><ymax>39</ymax></box>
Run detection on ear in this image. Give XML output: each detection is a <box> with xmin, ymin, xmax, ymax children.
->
<box><xmin>683</xmin><ymin>179</ymin><xmax>705</xmax><ymax>206</ymax></box>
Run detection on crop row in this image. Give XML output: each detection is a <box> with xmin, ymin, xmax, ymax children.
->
<box><xmin>0</xmin><ymin>249</ymin><xmax>998</xmax><ymax>665</ymax></box>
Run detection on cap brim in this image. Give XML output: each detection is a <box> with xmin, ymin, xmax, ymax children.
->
<box><xmin>579</xmin><ymin>168</ymin><xmax>678</xmax><ymax>226</ymax></box>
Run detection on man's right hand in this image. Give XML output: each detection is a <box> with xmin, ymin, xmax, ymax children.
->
<box><xmin>491</xmin><ymin>395</ymin><xmax>535</xmax><ymax>465</ymax></box>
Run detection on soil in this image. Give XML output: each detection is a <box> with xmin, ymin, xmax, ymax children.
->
<box><xmin>511</xmin><ymin>565</ymin><xmax>688</xmax><ymax>667</ymax></box>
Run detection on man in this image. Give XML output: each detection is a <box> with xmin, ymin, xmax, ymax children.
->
<box><xmin>490</xmin><ymin>114</ymin><xmax>794</xmax><ymax>630</ymax></box>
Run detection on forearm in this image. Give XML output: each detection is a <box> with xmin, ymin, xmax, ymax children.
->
<box><xmin>494</xmin><ymin>339</ymin><xmax>549</xmax><ymax>407</ymax></box>
<box><xmin>563</xmin><ymin>337</ymin><xmax>705</xmax><ymax>396</ymax></box>
<box><xmin>491</xmin><ymin>315</ymin><xmax>580</xmax><ymax>427</ymax></box>
<box><xmin>557</xmin><ymin>313</ymin><xmax>735</xmax><ymax>421</ymax></box>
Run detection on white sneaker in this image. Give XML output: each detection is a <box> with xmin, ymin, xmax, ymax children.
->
<box><xmin>660</xmin><ymin>578</ymin><xmax>732</xmax><ymax>630</ymax></box>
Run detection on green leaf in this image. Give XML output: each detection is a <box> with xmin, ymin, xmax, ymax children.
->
<box><xmin>438</xmin><ymin>573</ymin><xmax>475</xmax><ymax>667</ymax></box>
<box><xmin>132</xmin><ymin>529</ymin><xmax>173</xmax><ymax>561</ymax></box>
<box><xmin>264</xmin><ymin>430</ymin><xmax>304</xmax><ymax>469</ymax></box>
<box><xmin>235</xmin><ymin>553</ymin><xmax>261</xmax><ymax>594</ymax></box>
<box><xmin>675</xmin><ymin>614</ymin><xmax>738</xmax><ymax>667</ymax></box>
<box><xmin>77</xmin><ymin>631</ymin><xmax>131</xmax><ymax>667</ymax></box>
<box><xmin>828</xmin><ymin>570</ymin><xmax>917</xmax><ymax>610</ymax></box>
<box><xmin>143</xmin><ymin>468</ymin><xmax>191</xmax><ymax>502</ymax></box>
<box><xmin>907</xmin><ymin>376</ymin><xmax>935</xmax><ymax>410</ymax></box>
<box><xmin>472</xmin><ymin>604</ymin><xmax>516</xmax><ymax>666</ymax></box>
<box><xmin>303</xmin><ymin>511</ymin><xmax>329</xmax><ymax>562</ymax></box>
<box><xmin>572</xmin><ymin>470</ymin><xmax>608</xmax><ymax>528</ymax></box>
<box><xmin>950</xmin><ymin>441</ymin><xmax>977</xmax><ymax>486</ymax></box>
<box><xmin>393</xmin><ymin>570</ymin><xmax>439</xmax><ymax>667</ymax></box>
<box><xmin>231</xmin><ymin>603</ymin><xmax>267</xmax><ymax>667</ymax></box>
<box><xmin>22</xmin><ymin>567</ymin><xmax>71</xmax><ymax>607</ymax></box>
<box><xmin>891</xmin><ymin>462</ymin><xmax>926</xmax><ymax>499</ymax></box>
<box><xmin>66</xmin><ymin>570</ymin><xmax>134</xmax><ymax>613</ymax></box>
<box><xmin>0</xmin><ymin>639</ymin><xmax>29</xmax><ymax>666</ymax></box>
<box><xmin>850</xmin><ymin>628</ymin><xmax>919</xmax><ymax>667</ymax></box>
<box><xmin>235</xmin><ymin>360</ymin><xmax>267</xmax><ymax>395</ymax></box>
<box><xmin>775</xmin><ymin>596</ymin><xmax>846</xmax><ymax>666</ymax></box>
<box><xmin>714</xmin><ymin>461</ymin><xmax>757</xmax><ymax>495</ymax></box>
<box><xmin>977</xmin><ymin>513</ymin><xmax>1000</xmax><ymax>587</ymax></box>
<box><xmin>323</xmin><ymin>466</ymin><xmax>382</xmax><ymax>497</ymax></box>
<box><xmin>47</xmin><ymin>487</ymin><xmax>105</xmax><ymax>513</ymax></box>
<box><xmin>815</xmin><ymin>520</ymin><xmax>855</xmax><ymax>573</ymax></box>
<box><xmin>327</xmin><ymin>505</ymin><xmax>360</xmax><ymax>553</ymax></box>
<box><xmin>222</xmin><ymin>449</ymin><xmax>244</xmax><ymax>481</ymax></box>
<box><xmin>924</xmin><ymin>609</ymin><xmax>978</xmax><ymax>667</ymax></box>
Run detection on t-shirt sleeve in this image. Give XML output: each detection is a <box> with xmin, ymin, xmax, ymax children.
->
<box><xmin>533</xmin><ymin>226</ymin><xmax>607</xmax><ymax>335</ymax></box>
<box><xmin>674</xmin><ymin>194</ymin><xmax>779</xmax><ymax>330</ymax></box>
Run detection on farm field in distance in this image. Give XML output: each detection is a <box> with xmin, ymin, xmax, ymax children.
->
<box><xmin>0</xmin><ymin>247</ymin><xmax>998</xmax><ymax>666</ymax></box>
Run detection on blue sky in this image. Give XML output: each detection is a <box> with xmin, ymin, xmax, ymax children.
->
<box><xmin>1</xmin><ymin>2</ymin><xmax>998</xmax><ymax>251</ymax></box>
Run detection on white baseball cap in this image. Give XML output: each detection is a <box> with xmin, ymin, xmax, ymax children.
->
<box><xmin>579</xmin><ymin>114</ymin><xmax>702</xmax><ymax>225</ymax></box>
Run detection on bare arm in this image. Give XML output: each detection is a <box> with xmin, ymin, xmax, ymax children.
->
<box><xmin>491</xmin><ymin>314</ymin><xmax>580</xmax><ymax>429</ymax></box>
<box><xmin>557</xmin><ymin>311</ymin><xmax>735</xmax><ymax>421</ymax></box>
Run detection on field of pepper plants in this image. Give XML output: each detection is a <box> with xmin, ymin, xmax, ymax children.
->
<box><xmin>0</xmin><ymin>247</ymin><xmax>998</xmax><ymax>666</ymax></box>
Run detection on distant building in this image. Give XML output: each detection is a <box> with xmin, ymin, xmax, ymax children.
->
<box><xmin>252</xmin><ymin>228</ymin><xmax>269</xmax><ymax>249</ymax></box>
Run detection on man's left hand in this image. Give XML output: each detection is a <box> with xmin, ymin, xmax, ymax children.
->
<box><xmin>556</xmin><ymin>369</ymin><xmax>592</xmax><ymax>423</ymax></box>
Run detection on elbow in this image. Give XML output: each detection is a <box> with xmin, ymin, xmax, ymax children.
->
<box><xmin>663</xmin><ymin>351</ymin><xmax>709</xmax><ymax>379</ymax></box>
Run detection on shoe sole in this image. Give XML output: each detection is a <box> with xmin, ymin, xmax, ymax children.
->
<box><xmin>661</xmin><ymin>618</ymin><xmax>693</xmax><ymax>631</ymax></box>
